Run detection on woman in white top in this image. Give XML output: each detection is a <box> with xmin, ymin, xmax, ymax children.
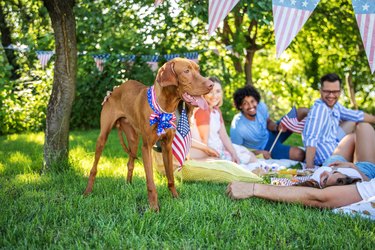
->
<box><xmin>190</xmin><ymin>77</ymin><xmax>257</xmax><ymax>164</ymax></box>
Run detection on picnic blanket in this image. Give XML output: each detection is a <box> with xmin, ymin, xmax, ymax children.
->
<box><xmin>240</xmin><ymin>159</ymin><xmax>301</xmax><ymax>172</ymax></box>
<box><xmin>333</xmin><ymin>197</ymin><xmax>375</xmax><ymax>221</ymax></box>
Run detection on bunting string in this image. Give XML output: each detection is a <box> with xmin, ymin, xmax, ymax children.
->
<box><xmin>3</xmin><ymin>0</ymin><xmax>375</xmax><ymax>73</ymax></box>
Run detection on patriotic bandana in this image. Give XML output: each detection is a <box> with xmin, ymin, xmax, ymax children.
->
<box><xmin>147</xmin><ymin>86</ymin><xmax>176</xmax><ymax>136</ymax></box>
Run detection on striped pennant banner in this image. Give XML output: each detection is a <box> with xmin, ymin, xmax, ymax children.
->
<box><xmin>36</xmin><ymin>51</ymin><xmax>54</xmax><ymax>69</ymax></box>
<box><xmin>142</xmin><ymin>55</ymin><xmax>159</xmax><ymax>71</ymax></box>
<box><xmin>183</xmin><ymin>52</ymin><xmax>199</xmax><ymax>62</ymax></box>
<box><xmin>352</xmin><ymin>0</ymin><xmax>375</xmax><ymax>73</ymax></box>
<box><xmin>208</xmin><ymin>0</ymin><xmax>240</xmax><ymax>35</ymax></box>
<box><xmin>272</xmin><ymin>0</ymin><xmax>320</xmax><ymax>58</ymax></box>
<box><xmin>164</xmin><ymin>54</ymin><xmax>180</xmax><ymax>61</ymax></box>
<box><xmin>93</xmin><ymin>54</ymin><xmax>110</xmax><ymax>72</ymax></box>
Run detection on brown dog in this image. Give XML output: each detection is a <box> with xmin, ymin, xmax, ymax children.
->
<box><xmin>84</xmin><ymin>58</ymin><xmax>213</xmax><ymax>211</ymax></box>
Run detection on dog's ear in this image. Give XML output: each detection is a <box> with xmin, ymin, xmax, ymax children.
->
<box><xmin>156</xmin><ymin>62</ymin><xmax>178</xmax><ymax>87</ymax></box>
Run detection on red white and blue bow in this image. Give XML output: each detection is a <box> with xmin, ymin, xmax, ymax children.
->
<box><xmin>147</xmin><ymin>86</ymin><xmax>176</xmax><ymax>136</ymax></box>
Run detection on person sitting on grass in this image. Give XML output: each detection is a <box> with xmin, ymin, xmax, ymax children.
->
<box><xmin>190</xmin><ymin>77</ymin><xmax>257</xmax><ymax>165</ymax></box>
<box><xmin>230</xmin><ymin>85</ymin><xmax>307</xmax><ymax>161</ymax></box>
<box><xmin>226</xmin><ymin>123</ymin><xmax>375</xmax><ymax>208</ymax></box>
<box><xmin>302</xmin><ymin>73</ymin><xmax>375</xmax><ymax>169</ymax></box>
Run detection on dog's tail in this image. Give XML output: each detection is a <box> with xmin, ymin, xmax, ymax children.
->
<box><xmin>116</xmin><ymin>125</ymin><xmax>138</xmax><ymax>159</ymax></box>
<box><xmin>101</xmin><ymin>86</ymin><xmax>119</xmax><ymax>105</ymax></box>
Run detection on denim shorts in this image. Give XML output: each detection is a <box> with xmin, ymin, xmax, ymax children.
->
<box><xmin>323</xmin><ymin>154</ymin><xmax>347</xmax><ymax>166</ymax></box>
<box><xmin>336</xmin><ymin>126</ymin><xmax>346</xmax><ymax>143</ymax></box>
<box><xmin>356</xmin><ymin>162</ymin><xmax>375</xmax><ymax>179</ymax></box>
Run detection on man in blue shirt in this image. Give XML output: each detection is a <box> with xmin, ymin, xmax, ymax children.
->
<box><xmin>303</xmin><ymin>73</ymin><xmax>375</xmax><ymax>169</ymax></box>
<box><xmin>230</xmin><ymin>85</ymin><xmax>307</xmax><ymax>161</ymax></box>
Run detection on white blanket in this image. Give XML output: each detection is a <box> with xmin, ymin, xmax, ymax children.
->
<box><xmin>333</xmin><ymin>197</ymin><xmax>375</xmax><ymax>221</ymax></box>
<box><xmin>240</xmin><ymin>159</ymin><xmax>301</xmax><ymax>172</ymax></box>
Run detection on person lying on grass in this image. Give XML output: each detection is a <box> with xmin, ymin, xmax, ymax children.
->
<box><xmin>226</xmin><ymin>123</ymin><xmax>375</xmax><ymax>208</ymax></box>
<box><xmin>297</xmin><ymin>122</ymin><xmax>375</xmax><ymax>188</ymax></box>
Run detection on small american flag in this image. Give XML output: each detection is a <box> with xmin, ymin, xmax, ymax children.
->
<box><xmin>36</xmin><ymin>51</ymin><xmax>54</xmax><ymax>69</ymax></box>
<box><xmin>172</xmin><ymin>108</ymin><xmax>192</xmax><ymax>167</ymax></box>
<box><xmin>93</xmin><ymin>54</ymin><xmax>110</xmax><ymax>72</ymax></box>
<box><xmin>208</xmin><ymin>0</ymin><xmax>240</xmax><ymax>35</ymax></box>
<box><xmin>280</xmin><ymin>106</ymin><xmax>306</xmax><ymax>134</ymax></box>
<box><xmin>272</xmin><ymin>0</ymin><xmax>320</xmax><ymax>58</ymax></box>
<box><xmin>352</xmin><ymin>0</ymin><xmax>375</xmax><ymax>73</ymax></box>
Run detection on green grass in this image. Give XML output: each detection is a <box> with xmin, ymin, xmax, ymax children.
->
<box><xmin>0</xmin><ymin>130</ymin><xmax>374</xmax><ymax>249</ymax></box>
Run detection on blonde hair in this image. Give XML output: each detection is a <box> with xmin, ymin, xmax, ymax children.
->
<box><xmin>207</xmin><ymin>77</ymin><xmax>223</xmax><ymax>107</ymax></box>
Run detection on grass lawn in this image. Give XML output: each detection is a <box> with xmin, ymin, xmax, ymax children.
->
<box><xmin>0</xmin><ymin>130</ymin><xmax>374</xmax><ymax>248</ymax></box>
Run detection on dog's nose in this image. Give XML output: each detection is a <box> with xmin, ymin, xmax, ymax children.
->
<box><xmin>206</xmin><ymin>80</ymin><xmax>214</xmax><ymax>90</ymax></box>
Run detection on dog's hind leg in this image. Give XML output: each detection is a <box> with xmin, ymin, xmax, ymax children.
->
<box><xmin>160</xmin><ymin>134</ymin><xmax>179</xmax><ymax>198</ymax></box>
<box><xmin>83</xmin><ymin>127</ymin><xmax>111</xmax><ymax>195</ymax></box>
<box><xmin>117</xmin><ymin>118</ymin><xmax>139</xmax><ymax>183</ymax></box>
<box><xmin>84</xmin><ymin>107</ymin><xmax>115</xmax><ymax>195</ymax></box>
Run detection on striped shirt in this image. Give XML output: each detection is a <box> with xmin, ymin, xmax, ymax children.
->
<box><xmin>302</xmin><ymin>99</ymin><xmax>364</xmax><ymax>165</ymax></box>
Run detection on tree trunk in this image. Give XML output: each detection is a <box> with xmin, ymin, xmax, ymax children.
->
<box><xmin>0</xmin><ymin>3</ymin><xmax>20</xmax><ymax>80</ymax></box>
<box><xmin>42</xmin><ymin>0</ymin><xmax>77</xmax><ymax>170</ymax></box>
<box><xmin>345</xmin><ymin>71</ymin><xmax>358</xmax><ymax>109</ymax></box>
<box><xmin>244</xmin><ymin>49</ymin><xmax>255</xmax><ymax>86</ymax></box>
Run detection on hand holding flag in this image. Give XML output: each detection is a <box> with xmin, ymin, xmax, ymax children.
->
<box><xmin>280</xmin><ymin>106</ymin><xmax>306</xmax><ymax>134</ymax></box>
<box><xmin>269</xmin><ymin>106</ymin><xmax>306</xmax><ymax>154</ymax></box>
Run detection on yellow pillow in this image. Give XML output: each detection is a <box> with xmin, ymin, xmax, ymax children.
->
<box><xmin>174</xmin><ymin>159</ymin><xmax>263</xmax><ymax>184</ymax></box>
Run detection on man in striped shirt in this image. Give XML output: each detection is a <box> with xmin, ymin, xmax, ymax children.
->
<box><xmin>302</xmin><ymin>73</ymin><xmax>375</xmax><ymax>169</ymax></box>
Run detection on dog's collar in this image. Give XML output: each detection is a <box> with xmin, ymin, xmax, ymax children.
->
<box><xmin>147</xmin><ymin>86</ymin><xmax>176</xmax><ymax>136</ymax></box>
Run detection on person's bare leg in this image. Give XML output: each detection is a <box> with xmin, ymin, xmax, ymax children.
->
<box><xmin>332</xmin><ymin>133</ymin><xmax>356</xmax><ymax>162</ymax></box>
<box><xmin>289</xmin><ymin>147</ymin><xmax>305</xmax><ymax>161</ymax></box>
<box><xmin>340</xmin><ymin>121</ymin><xmax>356</xmax><ymax>135</ymax></box>
<box><xmin>355</xmin><ymin>123</ymin><xmax>375</xmax><ymax>163</ymax></box>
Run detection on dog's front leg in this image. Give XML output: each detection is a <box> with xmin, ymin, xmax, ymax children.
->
<box><xmin>161</xmin><ymin>136</ymin><xmax>178</xmax><ymax>198</ymax></box>
<box><xmin>141</xmin><ymin>140</ymin><xmax>159</xmax><ymax>212</ymax></box>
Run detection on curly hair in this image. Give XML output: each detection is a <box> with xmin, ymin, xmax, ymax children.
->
<box><xmin>233</xmin><ymin>85</ymin><xmax>261</xmax><ymax>111</ymax></box>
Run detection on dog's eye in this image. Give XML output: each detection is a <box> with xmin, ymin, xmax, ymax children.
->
<box><xmin>184</xmin><ymin>69</ymin><xmax>190</xmax><ymax>73</ymax></box>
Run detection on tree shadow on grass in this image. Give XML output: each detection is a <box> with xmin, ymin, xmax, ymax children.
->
<box><xmin>0</xmin><ymin>129</ymin><xmax>172</xmax><ymax>213</ymax></box>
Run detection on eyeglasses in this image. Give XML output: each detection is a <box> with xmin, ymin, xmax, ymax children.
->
<box><xmin>321</xmin><ymin>89</ymin><xmax>341</xmax><ymax>95</ymax></box>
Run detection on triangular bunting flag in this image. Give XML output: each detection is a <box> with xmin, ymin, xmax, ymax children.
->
<box><xmin>183</xmin><ymin>52</ymin><xmax>199</xmax><ymax>63</ymax></box>
<box><xmin>208</xmin><ymin>0</ymin><xmax>240</xmax><ymax>36</ymax></box>
<box><xmin>272</xmin><ymin>0</ymin><xmax>320</xmax><ymax>58</ymax></box>
<box><xmin>93</xmin><ymin>54</ymin><xmax>110</xmax><ymax>72</ymax></box>
<box><xmin>36</xmin><ymin>51</ymin><xmax>54</xmax><ymax>69</ymax></box>
<box><xmin>154</xmin><ymin>0</ymin><xmax>163</xmax><ymax>7</ymax></box>
<box><xmin>352</xmin><ymin>0</ymin><xmax>375</xmax><ymax>73</ymax></box>
<box><xmin>142</xmin><ymin>55</ymin><xmax>159</xmax><ymax>71</ymax></box>
<box><xmin>164</xmin><ymin>54</ymin><xmax>180</xmax><ymax>61</ymax></box>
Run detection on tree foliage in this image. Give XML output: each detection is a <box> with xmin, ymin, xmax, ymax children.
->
<box><xmin>0</xmin><ymin>0</ymin><xmax>374</xmax><ymax>135</ymax></box>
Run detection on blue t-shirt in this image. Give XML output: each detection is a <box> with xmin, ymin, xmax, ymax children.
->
<box><xmin>230</xmin><ymin>102</ymin><xmax>269</xmax><ymax>150</ymax></box>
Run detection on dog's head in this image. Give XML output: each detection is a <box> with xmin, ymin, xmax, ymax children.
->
<box><xmin>156</xmin><ymin>58</ymin><xmax>213</xmax><ymax>110</ymax></box>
